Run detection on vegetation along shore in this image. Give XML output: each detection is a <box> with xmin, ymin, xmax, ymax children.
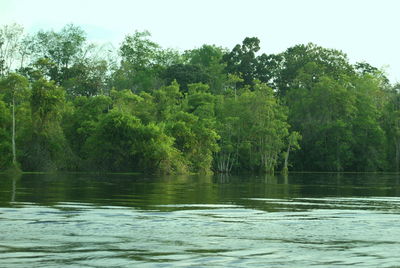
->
<box><xmin>1</xmin><ymin>24</ymin><xmax>399</xmax><ymax>174</ymax></box>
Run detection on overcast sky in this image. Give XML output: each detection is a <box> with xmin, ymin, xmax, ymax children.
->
<box><xmin>1</xmin><ymin>0</ymin><xmax>399</xmax><ymax>83</ymax></box>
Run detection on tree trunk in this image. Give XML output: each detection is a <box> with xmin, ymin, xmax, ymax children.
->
<box><xmin>336</xmin><ymin>138</ymin><xmax>340</xmax><ymax>172</ymax></box>
<box><xmin>282</xmin><ymin>142</ymin><xmax>291</xmax><ymax>175</ymax></box>
<box><xmin>396</xmin><ymin>139</ymin><xmax>400</xmax><ymax>172</ymax></box>
<box><xmin>12</xmin><ymin>96</ymin><xmax>17</xmax><ymax>166</ymax></box>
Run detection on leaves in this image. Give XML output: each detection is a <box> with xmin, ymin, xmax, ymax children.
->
<box><xmin>0</xmin><ymin>23</ymin><xmax>398</xmax><ymax>173</ymax></box>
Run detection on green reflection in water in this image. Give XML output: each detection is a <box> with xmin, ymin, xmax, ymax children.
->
<box><xmin>1</xmin><ymin>172</ymin><xmax>400</xmax><ymax>210</ymax></box>
<box><xmin>1</xmin><ymin>172</ymin><xmax>400</xmax><ymax>267</ymax></box>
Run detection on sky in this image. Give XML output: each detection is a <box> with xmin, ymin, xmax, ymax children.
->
<box><xmin>1</xmin><ymin>0</ymin><xmax>399</xmax><ymax>83</ymax></box>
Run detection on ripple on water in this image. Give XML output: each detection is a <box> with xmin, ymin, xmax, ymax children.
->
<box><xmin>0</xmin><ymin>198</ymin><xmax>400</xmax><ymax>267</ymax></box>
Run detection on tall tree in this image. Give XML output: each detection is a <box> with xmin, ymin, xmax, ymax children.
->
<box><xmin>114</xmin><ymin>30</ymin><xmax>181</xmax><ymax>92</ymax></box>
<box><xmin>223</xmin><ymin>37</ymin><xmax>261</xmax><ymax>87</ymax></box>
<box><xmin>0</xmin><ymin>23</ymin><xmax>24</xmax><ymax>76</ymax></box>
<box><xmin>34</xmin><ymin>24</ymin><xmax>86</xmax><ymax>69</ymax></box>
<box><xmin>351</xmin><ymin>74</ymin><xmax>387</xmax><ymax>171</ymax></box>
<box><xmin>27</xmin><ymin>24</ymin><xmax>86</xmax><ymax>84</ymax></box>
<box><xmin>215</xmin><ymin>82</ymin><xmax>289</xmax><ymax>173</ymax></box>
<box><xmin>24</xmin><ymin>78</ymin><xmax>71</xmax><ymax>171</ymax></box>
<box><xmin>163</xmin><ymin>64</ymin><xmax>209</xmax><ymax>92</ymax></box>
<box><xmin>271</xmin><ymin>43</ymin><xmax>354</xmax><ymax>96</ymax></box>
<box><xmin>383</xmin><ymin>83</ymin><xmax>400</xmax><ymax>171</ymax></box>
<box><xmin>282</xmin><ymin>131</ymin><xmax>302</xmax><ymax>174</ymax></box>
<box><xmin>0</xmin><ymin>73</ymin><xmax>29</xmax><ymax>169</ymax></box>
<box><xmin>184</xmin><ymin>44</ymin><xmax>227</xmax><ymax>93</ymax></box>
<box><xmin>286</xmin><ymin>75</ymin><xmax>356</xmax><ymax>171</ymax></box>
<box><xmin>181</xmin><ymin>83</ymin><xmax>219</xmax><ymax>173</ymax></box>
<box><xmin>0</xmin><ymin>99</ymin><xmax>11</xmax><ymax>169</ymax></box>
<box><xmin>62</xmin><ymin>94</ymin><xmax>112</xmax><ymax>163</ymax></box>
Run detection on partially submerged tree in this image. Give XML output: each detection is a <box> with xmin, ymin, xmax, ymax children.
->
<box><xmin>282</xmin><ymin>131</ymin><xmax>302</xmax><ymax>174</ymax></box>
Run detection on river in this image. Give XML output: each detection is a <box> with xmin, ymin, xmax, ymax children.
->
<box><xmin>1</xmin><ymin>173</ymin><xmax>400</xmax><ymax>267</ymax></box>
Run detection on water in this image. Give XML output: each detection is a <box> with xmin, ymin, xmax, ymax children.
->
<box><xmin>1</xmin><ymin>173</ymin><xmax>400</xmax><ymax>267</ymax></box>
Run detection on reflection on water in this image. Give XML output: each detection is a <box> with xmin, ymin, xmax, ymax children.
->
<box><xmin>1</xmin><ymin>173</ymin><xmax>400</xmax><ymax>267</ymax></box>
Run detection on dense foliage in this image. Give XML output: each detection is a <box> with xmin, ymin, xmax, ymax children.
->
<box><xmin>0</xmin><ymin>23</ymin><xmax>399</xmax><ymax>173</ymax></box>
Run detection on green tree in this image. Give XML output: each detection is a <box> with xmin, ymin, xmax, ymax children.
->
<box><xmin>271</xmin><ymin>43</ymin><xmax>354</xmax><ymax>96</ymax></box>
<box><xmin>113</xmin><ymin>30</ymin><xmax>180</xmax><ymax>92</ymax></box>
<box><xmin>33</xmin><ymin>24</ymin><xmax>86</xmax><ymax>70</ymax></box>
<box><xmin>383</xmin><ymin>83</ymin><xmax>400</xmax><ymax>171</ymax></box>
<box><xmin>23</xmin><ymin>78</ymin><xmax>72</xmax><ymax>171</ymax></box>
<box><xmin>111</xmin><ymin>89</ymin><xmax>157</xmax><ymax>124</ymax></box>
<box><xmin>62</xmin><ymin>94</ymin><xmax>112</xmax><ymax>164</ymax></box>
<box><xmin>0</xmin><ymin>99</ymin><xmax>11</xmax><ymax>169</ymax></box>
<box><xmin>167</xmin><ymin>110</ymin><xmax>219</xmax><ymax>174</ymax></box>
<box><xmin>16</xmin><ymin>24</ymin><xmax>86</xmax><ymax>84</ymax></box>
<box><xmin>120</xmin><ymin>30</ymin><xmax>160</xmax><ymax>69</ymax></box>
<box><xmin>176</xmin><ymin>83</ymin><xmax>220</xmax><ymax>173</ymax></box>
<box><xmin>282</xmin><ymin>131</ymin><xmax>302</xmax><ymax>174</ymax></box>
<box><xmin>214</xmin><ymin>94</ymin><xmax>241</xmax><ymax>172</ymax></box>
<box><xmin>0</xmin><ymin>23</ymin><xmax>24</xmax><ymax>76</ymax></box>
<box><xmin>350</xmin><ymin>74</ymin><xmax>387</xmax><ymax>171</ymax></box>
<box><xmin>61</xmin><ymin>58</ymin><xmax>109</xmax><ymax>97</ymax></box>
<box><xmin>157</xmin><ymin>83</ymin><xmax>220</xmax><ymax>173</ymax></box>
<box><xmin>222</xmin><ymin>37</ymin><xmax>276</xmax><ymax>89</ymax></box>
<box><xmin>184</xmin><ymin>44</ymin><xmax>227</xmax><ymax>93</ymax></box>
<box><xmin>19</xmin><ymin>26</ymin><xmax>113</xmax><ymax>97</ymax></box>
<box><xmin>223</xmin><ymin>37</ymin><xmax>261</xmax><ymax>87</ymax></box>
<box><xmin>240</xmin><ymin>83</ymin><xmax>288</xmax><ymax>173</ymax></box>
<box><xmin>152</xmin><ymin>80</ymin><xmax>182</xmax><ymax>122</ymax></box>
<box><xmin>163</xmin><ymin>64</ymin><xmax>209</xmax><ymax>93</ymax></box>
<box><xmin>287</xmin><ymin>75</ymin><xmax>356</xmax><ymax>171</ymax></box>
<box><xmin>85</xmin><ymin>110</ymin><xmax>186</xmax><ymax>174</ymax></box>
<box><xmin>0</xmin><ymin>73</ymin><xmax>29</xmax><ymax>169</ymax></box>
<box><xmin>215</xmin><ymin>82</ymin><xmax>288</xmax><ymax>173</ymax></box>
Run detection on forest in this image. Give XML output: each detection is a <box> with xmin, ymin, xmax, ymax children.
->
<box><xmin>1</xmin><ymin>23</ymin><xmax>400</xmax><ymax>174</ymax></box>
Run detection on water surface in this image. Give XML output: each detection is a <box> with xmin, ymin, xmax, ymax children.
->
<box><xmin>1</xmin><ymin>173</ymin><xmax>400</xmax><ymax>267</ymax></box>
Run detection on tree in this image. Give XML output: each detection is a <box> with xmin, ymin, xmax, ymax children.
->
<box><xmin>163</xmin><ymin>64</ymin><xmax>209</xmax><ymax>92</ymax></box>
<box><xmin>152</xmin><ymin>80</ymin><xmax>182</xmax><ymax>122</ymax></box>
<box><xmin>85</xmin><ymin>110</ymin><xmax>186</xmax><ymax>174</ymax></box>
<box><xmin>0</xmin><ymin>73</ymin><xmax>29</xmax><ymax>169</ymax></box>
<box><xmin>214</xmin><ymin>94</ymin><xmax>241</xmax><ymax>172</ymax></box>
<box><xmin>23</xmin><ymin>78</ymin><xmax>71</xmax><ymax>171</ymax></box>
<box><xmin>33</xmin><ymin>24</ymin><xmax>86</xmax><ymax>70</ymax></box>
<box><xmin>350</xmin><ymin>74</ymin><xmax>387</xmax><ymax>171</ymax></box>
<box><xmin>62</xmin><ymin>94</ymin><xmax>112</xmax><ymax>163</ymax></box>
<box><xmin>62</xmin><ymin>59</ymin><xmax>108</xmax><ymax>96</ymax></box>
<box><xmin>282</xmin><ymin>131</ymin><xmax>301</xmax><ymax>174</ymax></box>
<box><xmin>286</xmin><ymin>75</ymin><xmax>356</xmax><ymax>171</ymax></box>
<box><xmin>111</xmin><ymin>89</ymin><xmax>157</xmax><ymax>124</ymax></box>
<box><xmin>18</xmin><ymin>25</ymin><xmax>114</xmax><ymax>97</ymax></box>
<box><xmin>120</xmin><ymin>30</ymin><xmax>160</xmax><ymax>69</ymax></box>
<box><xmin>0</xmin><ymin>23</ymin><xmax>24</xmax><ymax>76</ymax></box>
<box><xmin>383</xmin><ymin>83</ymin><xmax>400</xmax><ymax>171</ymax></box>
<box><xmin>240</xmin><ymin>82</ymin><xmax>288</xmax><ymax>173</ymax></box>
<box><xmin>223</xmin><ymin>37</ymin><xmax>261</xmax><ymax>87</ymax></box>
<box><xmin>167</xmin><ymin>110</ymin><xmax>219</xmax><ymax>174</ymax></box>
<box><xmin>17</xmin><ymin>33</ymin><xmax>36</xmax><ymax>70</ymax></box>
<box><xmin>177</xmin><ymin>83</ymin><xmax>220</xmax><ymax>173</ymax></box>
<box><xmin>271</xmin><ymin>43</ymin><xmax>354</xmax><ymax>96</ymax></box>
<box><xmin>184</xmin><ymin>44</ymin><xmax>227</xmax><ymax>93</ymax></box>
<box><xmin>222</xmin><ymin>37</ymin><xmax>276</xmax><ymax>89</ymax></box>
<box><xmin>215</xmin><ymin>82</ymin><xmax>289</xmax><ymax>173</ymax></box>
<box><xmin>0</xmin><ymin>99</ymin><xmax>11</xmax><ymax>169</ymax></box>
<box><xmin>26</xmin><ymin>24</ymin><xmax>86</xmax><ymax>84</ymax></box>
<box><xmin>113</xmin><ymin>30</ymin><xmax>179</xmax><ymax>92</ymax></box>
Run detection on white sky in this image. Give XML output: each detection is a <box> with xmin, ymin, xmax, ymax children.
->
<box><xmin>1</xmin><ymin>0</ymin><xmax>399</xmax><ymax>83</ymax></box>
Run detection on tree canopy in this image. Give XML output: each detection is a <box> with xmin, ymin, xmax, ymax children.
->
<box><xmin>0</xmin><ymin>23</ymin><xmax>398</xmax><ymax>174</ymax></box>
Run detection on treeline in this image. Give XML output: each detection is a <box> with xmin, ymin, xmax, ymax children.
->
<box><xmin>1</xmin><ymin>23</ymin><xmax>399</xmax><ymax>173</ymax></box>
